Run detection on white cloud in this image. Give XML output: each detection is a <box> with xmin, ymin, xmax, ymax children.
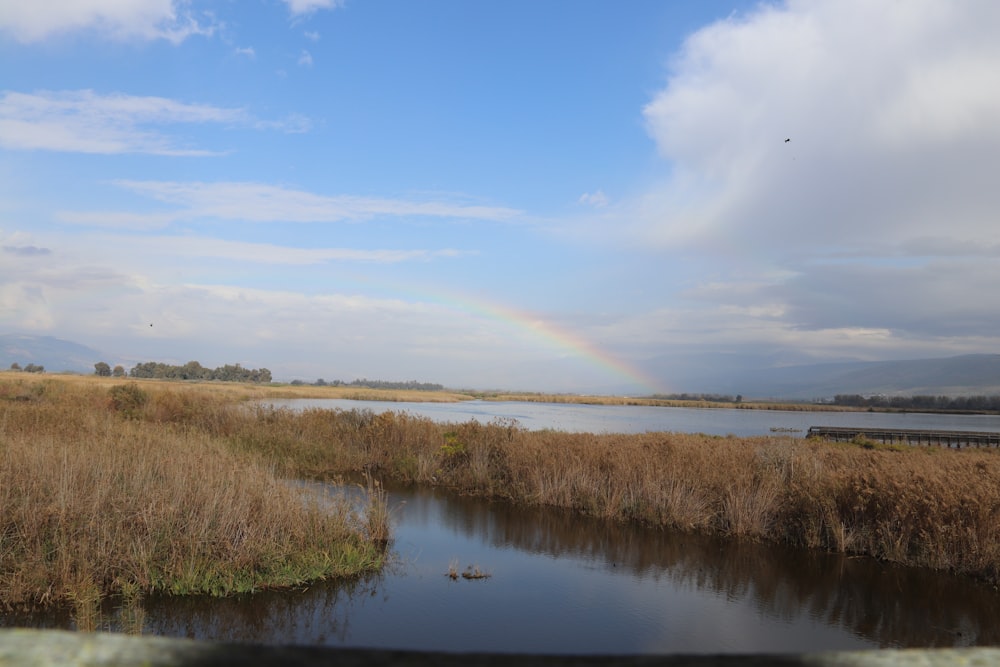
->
<box><xmin>253</xmin><ymin>113</ymin><xmax>313</xmax><ymax>134</ymax></box>
<box><xmin>572</xmin><ymin>0</ymin><xmax>1000</xmax><ymax>364</ymax></box>
<box><xmin>298</xmin><ymin>50</ymin><xmax>314</xmax><ymax>67</ymax></box>
<box><xmin>0</xmin><ymin>0</ymin><xmax>214</xmax><ymax>43</ymax></box>
<box><xmin>67</xmin><ymin>180</ymin><xmax>522</xmax><ymax>225</ymax></box>
<box><xmin>578</xmin><ymin>190</ymin><xmax>608</xmax><ymax>208</ymax></box>
<box><xmin>519</xmin><ymin>0</ymin><xmax>1000</xmax><ymax>384</ymax></box>
<box><xmin>284</xmin><ymin>0</ymin><xmax>343</xmax><ymax>16</ymax></box>
<box><xmin>93</xmin><ymin>234</ymin><xmax>467</xmax><ymax>265</ymax></box>
<box><xmin>0</xmin><ymin>90</ymin><xmax>310</xmax><ymax>154</ymax></box>
<box><xmin>637</xmin><ymin>0</ymin><xmax>1000</xmax><ymax>255</ymax></box>
<box><xmin>234</xmin><ymin>46</ymin><xmax>255</xmax><ymax>58</ymax></box>
<box><xmin>304</xmin><ymin>30</ymin><xmax>320</xmax><ymax>41</ymax></box>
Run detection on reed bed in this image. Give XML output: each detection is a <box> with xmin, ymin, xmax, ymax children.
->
<box><xmin>0</xmin><ymin>377</ymin><xmax>387</xmax><ymax>613</ymax></box>
<box><xmin>4</xmin><ymin>373</ymin><xmax>1000</xmax><ymax>613</ymax></box>
<box><xmin>215</xmin><ymin>398</ymin><xmax>1000</xmax><ymax>586</ymax></box>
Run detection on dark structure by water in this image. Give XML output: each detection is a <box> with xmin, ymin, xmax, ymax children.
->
<box><xmin>807</xmin><ymin>426</ymin><xmax>1000</xmax><ymax>448</ymax></box>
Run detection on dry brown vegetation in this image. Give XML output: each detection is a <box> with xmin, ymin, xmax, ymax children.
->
<box><xmin>0</xmin><ymin>376</ymin><xmax>388</xmax><ymax>614</ymax></box>
<box><xmin>3</xmin><ymin>373</ymin><xmax>1000</xmax><ymax>620</ymax></box>
<box><xmin>221</xmin><ymin>396</ymin><xmax>1000</xmax><ymax>586</ymax></box>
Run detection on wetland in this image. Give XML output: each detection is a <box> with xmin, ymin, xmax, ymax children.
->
<box><xmin>3</xmin><ymin>375</ymin><xmax>1000</xmax><ymax>653</ymax></box>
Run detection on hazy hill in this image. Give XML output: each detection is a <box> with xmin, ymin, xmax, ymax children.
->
<box><xmin>4</xmin><ymin>333</ymin><xmax>999</xmax><ymax>400</ymax></box>
<box><xmin>681</xmin><ymin>354</ymin><xmax>1000</xmax><ymax>400</ymax></box>
<box><xmin>0</xmin><ymin>334</ymin><xmax>103</xmax><ymax>374</ymax></box>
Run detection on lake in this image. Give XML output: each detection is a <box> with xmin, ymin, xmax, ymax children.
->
<box><xmin>263</xmin><ymin>397</ymin><xmax>1000</xmax><ymax>437</ymax></box>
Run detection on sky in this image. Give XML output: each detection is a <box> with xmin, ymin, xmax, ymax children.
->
<box><xmin>2</xmin><ymin>0</ymin><xmax>1000</xmax><ymax>394</ymax></box>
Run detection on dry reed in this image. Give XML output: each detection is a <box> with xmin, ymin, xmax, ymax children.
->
<box><xmin>0</xmin><ymin>377</ymin><xmax>385</xmax><ymax>612</ymax></box>
<box><xmin>216</xmin><ymin>394</ymin><xmax>1000</xmax><ymax>585</ymax></box>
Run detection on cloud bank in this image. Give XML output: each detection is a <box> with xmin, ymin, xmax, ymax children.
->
<box><xmin>0</xmin><ymin>0</ymin><xmax>214</xmax><ymax>43</ymax></box>
<box><xmin>623</xmin><ymin>0</ymin><xmax>1000</xmax><ymax>365</ymax></box>
<box><xmin>0</xmin><ymin>90</ymin><xmax>310</xmax><ymax>155</ymax></box>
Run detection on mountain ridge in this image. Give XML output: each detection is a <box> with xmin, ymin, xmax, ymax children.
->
<box><xmin>688</xmin><ymin>354</ymin><xmax>1000</xmax><ymax>400</ymax></box>
<box><xmin>0</xmin><ymin>334</ymin><xmax>104</xmax><ymax>374</ymax></box>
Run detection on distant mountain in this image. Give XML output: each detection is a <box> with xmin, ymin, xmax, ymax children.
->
<box><xmin>4</xmin><ymin>333</ymin><xmax>999</xmax><ymax>400</ymax></box>
<box><xmin>0</xmin><ymin>334</ymin><xmax>104</xmax><ymax>374</ymax></box>
<box><xmin>668</xmin><ymin>354</ymin><xmax>1000</xmax><ymax>400</ymax></box>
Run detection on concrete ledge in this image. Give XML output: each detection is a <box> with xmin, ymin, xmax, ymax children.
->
<box><xmin>1</xmin><ymin>629</ymin><xmax>998</xmax><ymax>667</ymax></box>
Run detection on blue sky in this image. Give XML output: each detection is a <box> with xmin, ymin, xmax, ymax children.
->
<box><xmin>3</xmin><ymin>1</ymin><xmax>1000</xmax><ymax>393</ymax></box>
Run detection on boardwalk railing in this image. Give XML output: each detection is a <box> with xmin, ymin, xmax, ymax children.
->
<box><xmin>807</xmin><ymin>426</ymin><xmax>1000</xmax><ymax>448</ymax></box>
<box><xmin>2</xmin><ymin>629</ymin><xmax>1000</xmax><ymax>667</ymax></box>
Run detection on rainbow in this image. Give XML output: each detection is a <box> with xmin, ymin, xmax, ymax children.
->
<box><xmin>359</xmin><ymin>278</ymin><xmax>667</xmax><ymax>395</ymax></box>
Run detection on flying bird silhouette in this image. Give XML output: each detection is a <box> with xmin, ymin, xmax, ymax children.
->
<box><xmin>784</xmin><ymin>138</ymin><xmax>791</xmax><ymax>143</ymax></box>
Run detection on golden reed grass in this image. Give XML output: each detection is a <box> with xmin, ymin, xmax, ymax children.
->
<box><xmin>217</xmin><ymin>397</ymin><xmax>1000</xmax><ymax>586</ymax></box>
<box><xmin>5</xmin><ymin>373</ymin><xmax>1000</xmax><ymax>614</ymax></box>
<box><xmin>0</xmin><ymin>376</ymin><xmax>386</xmax><ymax>613</ymax></box>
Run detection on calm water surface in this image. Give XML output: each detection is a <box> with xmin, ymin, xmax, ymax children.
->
<box><xmin>12</xmin><ymin>481</ymin><xmax>994</xmax><ymax>654</ymax></box>
<box><xmin>73</xmin><ymin>482</ymin><xmax>1000</xmax><ymax>652</ymax></box>
<box><xmin>264</xmin><ymin>397</ymin><xmax>1000</xmax><ymax>437</ymax></box>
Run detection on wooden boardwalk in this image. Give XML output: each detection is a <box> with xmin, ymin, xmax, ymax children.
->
<box><xmin>807</xmin><ymin>426</ymin><xmax>1000</xmax><ymax>448</ymax></box>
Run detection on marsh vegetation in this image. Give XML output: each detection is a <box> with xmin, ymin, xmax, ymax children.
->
<box><xmin>3</xmin><ymin>373</ymin><xmax>1000</xmax><ymax>624</ymax></box>
<box><xmin>0</xmin><ymin>375</ymin><xmax>388</xmax><ymax>617</ymax></box>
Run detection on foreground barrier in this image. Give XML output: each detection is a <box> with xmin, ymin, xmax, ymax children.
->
<box><xmin>1</xmin><ymin>629</ymin><xmax>998</xmax><ymax>667</ymax></box>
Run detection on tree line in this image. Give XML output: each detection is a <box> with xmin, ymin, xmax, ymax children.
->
<box><xmin>650</xmin><ymin>392</ymin><xmax>744</xmax><ymax>403</ymax></box>
<box><xmin>8</xmin><ymin>363</ymin><xmax>45</xmax><ymax>373</ymax></box>
<box><xmin>289</xmin><ymin>378</ymin><xmax>444</xmax><ymax>391</ymax></box>
<box><xmin>831</xmin><ymin>394</ymin><xmax>1000</xmax><ymax>412</ymax></box>
<box><xmin>96</xmin><ymin>360</ymin><xmax>272</xmax><ymax>384</ymax></box>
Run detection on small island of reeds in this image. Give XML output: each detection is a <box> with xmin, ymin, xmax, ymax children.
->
<box><xmin>0</xmin><ymin>375</ymin><xmax>389</xmax><ymax>620</ymax></box>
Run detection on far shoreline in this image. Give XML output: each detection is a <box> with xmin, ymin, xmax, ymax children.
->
<box><xmin>9</xmin><ymin>370</ymin><xmax>1000</xmax><ymax>415</ymax></box>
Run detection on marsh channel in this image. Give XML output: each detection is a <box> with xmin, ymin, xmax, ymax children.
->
<box><xmin>9</xmin><ymin>399</ymin><xmax>1000</xmax><ymax>654</ymax></box>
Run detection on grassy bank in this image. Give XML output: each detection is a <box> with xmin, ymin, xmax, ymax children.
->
<box><xmin>0</xmin><ymin>376</ymin><xmax>388</xmax><ymax>613</ymax></box>
<box><xmin>4</xmin><ymin>375</ymin><xmax>1000</xmax><ymax>615</ymax></box>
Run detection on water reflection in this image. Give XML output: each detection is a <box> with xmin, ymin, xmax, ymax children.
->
<box><xmin>123</xmin><ymin>482</ymin><xmax>1000</xmax><ymax>653</ymax></box>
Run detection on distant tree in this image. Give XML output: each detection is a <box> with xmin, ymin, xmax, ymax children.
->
<box><xmin>23</xmin><ymin>363</ymin><xmax>44</xmax><ymax>373</ymax></box>
<box><xmin>180</xmin><ymin>360</ymin><xmax>208</xmax><ymax>380</ymax></box>
<box><xmin>128</xmin><ymin>360</ymin><xmax>271</xmax><ymax>384</ymax></box>
<box><xmin>345</xmin><ymin>378</ymin><xmax>444</xmax><ymax>391</ymax></box>
<box><xmin>94</xmin><ymin>361</ymin><xmax>112</xmax><ymax>377</ymax></box>
<box><xmin>112</xmin><ymin>365</ymin><xmax>126</xmax><ymax>377</ymax></box>
<box><xmin>9</xmin><ymin>362</ymin><xmax>20</xmax><ymax>371</ymax></box>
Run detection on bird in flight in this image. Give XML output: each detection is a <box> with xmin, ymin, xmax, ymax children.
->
<box><xmin>784</xmin><ymin>138</ymin><xmax>791</xmax><ymax>143</ymax></box>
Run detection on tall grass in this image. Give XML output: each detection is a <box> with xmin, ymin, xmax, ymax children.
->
<box><xmin>214</xmin><ymin>395</ymin><xmax>1000</xmax><ymax>585</ymax></box>
<box><xmin>5</xmin><ymin>373</ymin><xmax>1000</xmax><ymax>612</ymax></box>
<box><xmin>0</xmin><ymin>377</ymin><xmax>385</xmax><ymax>612</ymax></box>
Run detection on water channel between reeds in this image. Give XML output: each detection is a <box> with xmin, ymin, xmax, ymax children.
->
<box><xmin>8</xmin><ymin>398</ymin><xmax>1000</xmax><ymax>653</ymax></box>
<box><xmin>11</xmin><ymin>480</ymin><xmax>1000</xmax><ymax>654</ymax></box>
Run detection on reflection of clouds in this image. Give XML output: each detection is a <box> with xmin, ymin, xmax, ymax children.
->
<box><xmin>14</xmin><ymin>482</ymin><xmax>996</xmax><ymax>651</ymax></box>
